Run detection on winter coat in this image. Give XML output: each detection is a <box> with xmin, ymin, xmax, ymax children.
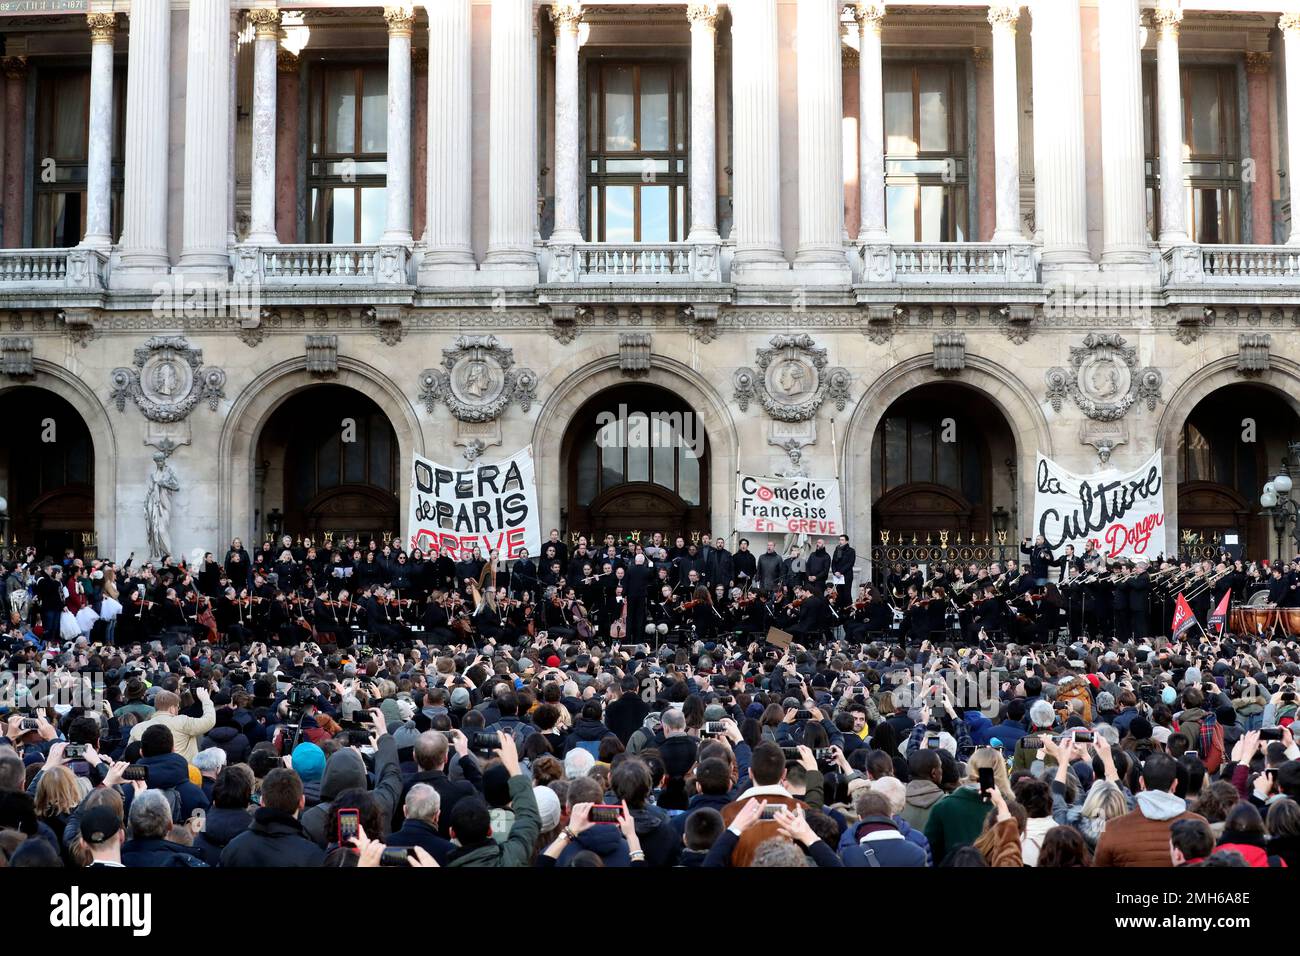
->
<box><xmin>121</xmin><ymin>837</ymin><xmax>208</xmax><ymax>867</ymax></box>
<box><xmin>385</xmin><ymin>818</ymin><xmax>453</xmax><ymax>865</ymax></box>
<box><xmin>563</xmin><ymin>717</ymin><xmax>616</xmax><ymax>757</ymax></box>
<box><xmin>220</xmin><ymin>807</ymin><xmax>326</xmax><ymax>867</ymax></box>
<box><xmin>923</xmin><ymin>785</ymin><xmax>992</xmax><ymax>865</ymax></box>
<box><xmin>446</xmin><ymin>775</ymin><xmax>539</xmax><ymax>868</ymax></box>
<box><xmin>899</xmin><ymin>779</ymin><xmax>945</xmax><ymax>832</ymax></box>
<box><xmin>193</xmin><ymin>806</ymin><xmax>253</xmax><ymax>864</ymax></box>
<box><xmin>1092</xmin><ymin>792</ymin><xmax>1207</xmax><ymax>867</ymax></box>
<box><xmin>840</xmin><ymin>815</ymin><xmax>928</xmax><ymax>867</ymax></box>
<box><xmin>556</xmin><ymin>822</ymin><xmax>633</xmax><ymax>867</ymax></box>
<box><xmin>301</xmin><ymin>733</ymin><xmax>403</xmax><ymax>846</ymax></box>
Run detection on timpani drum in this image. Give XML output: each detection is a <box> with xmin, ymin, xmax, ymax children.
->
<box><xmin>1280</xmin><ymin>607</ymin><xmax>1300</xmax><ymax>637</ymax></box>
<box><xmin>1230</xmin><ymin>604</ymin><xmax>1279</xmax><ymax>636</ymax></box>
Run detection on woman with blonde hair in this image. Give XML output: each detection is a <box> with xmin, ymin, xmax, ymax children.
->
<box><xmin>35</xmin><ymin>765</ymin><xmax>82</xmax><ymax>848</ymax></box>
<box><xmin>1046</xmin><ymin>736</ymin><xmax>1130</xmax><ymax>849</ymax></box>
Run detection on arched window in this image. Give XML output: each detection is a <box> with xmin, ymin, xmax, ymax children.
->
<box><xmin>563</xmin><ymin>384</ymin><xmax>710</xmax><ymax>543</ymax></box>
<box><xmin>871</xmin><ymin>411</ymin><xmax>983</xmax><ymax>505</ymax></box>
<box><xmin>574</xmin><ymin>408</ymin><xmax>701</xmax><ymax>506</ymax></box>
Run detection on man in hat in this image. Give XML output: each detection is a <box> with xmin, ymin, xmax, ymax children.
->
<box><xmin>80</xmin><ymin>805</ymin><xmax>126</xmax><ymax>867</ymax></box>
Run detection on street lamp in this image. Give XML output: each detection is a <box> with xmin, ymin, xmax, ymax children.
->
<box><xmin>1259</xmin><ymin>442</ymin><xmax>1300</xmax><ymax>563</ymax></box>
<box><xmin>267</xmin><ymin>508</ymin><xmax>284</xmax><ymax>540</ymax></box>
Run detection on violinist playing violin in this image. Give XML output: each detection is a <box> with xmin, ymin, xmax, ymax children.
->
<box><xmin>788</xmin><ymin>583</ymin><xmax>830</xmax><ymax>640</ymax></box>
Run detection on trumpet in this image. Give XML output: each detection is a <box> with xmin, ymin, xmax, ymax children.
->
<box><xmin>1184</xmin><ymin>566</ymin><xmax>1231</xmax><ymax>600</ymax></box>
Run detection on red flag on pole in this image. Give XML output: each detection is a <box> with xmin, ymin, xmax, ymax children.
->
<box><xmin>1209</xmin><ymin>590</ymin><xmax>1231</xmax><ymax>633</ymax></box>
<box><xmin>1171</xmin><ymin>593</ymin><xmax>1197</xmax><ymax>641</ymax></box>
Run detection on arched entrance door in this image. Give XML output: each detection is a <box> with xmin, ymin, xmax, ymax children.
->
<box><xmin>1176</xmin><ymin>383</ymin><xmax>1300</xmax><ymax>558</ymax></box>
<box><xmin>255</xmin><ymin>385</ymin><xmax>400</xmax><ymax>544</ymax></box>
<box><xmin>0</xmin><ymin>386</ymin><xmax>95</xmax><ymax>558</ymax></box>
<box><xmin>562</xmin><ymin>383</ymin><xmax>710</xmax><ymax>543</ymax></box>
<box><xmin>869</xmin><ymin>382</ymin><xmax>1016</xmax><ymax>549</ymax></box>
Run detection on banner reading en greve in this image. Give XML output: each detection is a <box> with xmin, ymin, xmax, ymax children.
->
<box><xmin>1033</xmin><ymin>449</ymin><xmax>1165</xmax><ymax>560</ymax></box>
<box><xmin>407</xmin><ymin>446</ymin><xmax>541</xmax><ymax>560</ymax></box>
<box><xmin>735</xmin><ymin>473</ymin><xmax>843</xmax><ymax>536</ymax></box>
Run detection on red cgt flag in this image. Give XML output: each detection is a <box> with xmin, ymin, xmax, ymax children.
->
<box><xmin>1171</xmin><ymin>592</ymin><xmax>1198</xmax><ymax>640</ymax></box>
<box><xmin>1209</xmin><ymin>589</ymin><xmax>1232</xmax><ymax>634</ymax></box>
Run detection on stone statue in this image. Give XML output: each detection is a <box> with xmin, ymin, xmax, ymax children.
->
<box><xmin>144</xmin><ymin>451</ymin><xmax>180</xmax><ymax>559</ymax></box>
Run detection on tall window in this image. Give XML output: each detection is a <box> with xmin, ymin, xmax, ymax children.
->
<box><xmin>585</xmin><ymin>61</ymin><xmax>689</xmax><ymax>242</ymax></box>
<box><xmin>882</xmin><ymin>62</ymin><xmax>968</xmax><ymax>243</ymax></box>
<box><xmin>287</xmin><ymin>408</ymin><xmax>397</xmax><ymax>508</ymax></box>
<box><xmin>871</xmin><ymin>413</ymin><xmax>983</xmax><ymax>504</ymax></box>
<box><xmin>308</xmin><ymin>65</ymin><xmax>387</xmax><ymax>243</ymax></box>
<box><xmin>1179</xmin><ymin>418</ymin><xmax>1257</xmax><ymax>493</ymax></box>
<box><xmin>1144</xmin><ymin>64</ymin><xmax>1241</xmax><ymax>243</ymax></box>
<box><xmin>574</xmin><ymin>410</ymin><xmax>702</xmax><ymax>506</ymax></box>
<box><xmin>32</xmin><ymin>68</ymin><xmax>125</xmax><ymax>247</ymax></box>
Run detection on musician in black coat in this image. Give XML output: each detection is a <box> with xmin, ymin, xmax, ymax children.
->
<box><xmin>831</xmin><ymin>536</ymin><xmax>855</xmax><ymax>605</ymax></box>
<box><xmin>732</xmin><ymin>540</ymin><xmax>758</xmax><ymax>590</ymax></box>
<box><xmin>1127</xmin><ymin>562</ymin><xmax>1151</xmax><ymax>640</ymax></box>
<box><xmin>788</xmin><ymin>586</ymin><xmax>829</xmax><ymax>639</ymax></box>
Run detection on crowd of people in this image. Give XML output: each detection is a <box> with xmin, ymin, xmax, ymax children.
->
<box><xmin>0</xmin><ymin>532</ymin><xmax>1298</xmax><ymax>869</ymax></box>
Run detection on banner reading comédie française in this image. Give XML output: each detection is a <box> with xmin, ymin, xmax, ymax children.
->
<box><xmin>407</xmin><ymin>446</ymin><xmax>541</xmax><ymax>560</ymax></box>
<box><xmin>735</xmin><ymin>473</ymin><xmax>844</xmax><ymax>536</ymax></box>
<box><xmin>1033</xmin><ymin>449</ymin><xmax>1165</xmax><ymax>560</ymax></box>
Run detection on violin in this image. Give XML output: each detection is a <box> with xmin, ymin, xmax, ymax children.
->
<box><xmin>681</xmin><ymin>598</ymin><xmax>702</xmax><ymax>611</ymax></box>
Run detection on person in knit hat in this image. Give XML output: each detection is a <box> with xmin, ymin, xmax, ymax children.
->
<box><xmin>291</xmin><ymin>741</ymin><xmax>327</xmax><ymax>805</ymax></box>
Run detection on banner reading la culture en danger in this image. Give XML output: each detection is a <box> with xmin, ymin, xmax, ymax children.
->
<box><xmin>734</xmin><ymin>473</ymin><xmax>844</xmax><ymax>536</ymax></box>
<box><xmin>1033</xmin><ymin>449</ymin><xmax>1165</xmax><ymax>560</ymax></box>
<box><xmin>407</xmin><ymin>446</ymin><xmax>541</xmax><ymax>560</ymax></box>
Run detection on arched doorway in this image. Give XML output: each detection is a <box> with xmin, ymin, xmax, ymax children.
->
<box><xmin>868</xmin><ymin>382</ymin><xmax>1017</xmax><ymax>548</ymax></box>
<box><xmin>561</xmin><ymin>383</ymin><xmax>710</xmax><ymax>543</ymax></box>
<box><xmin>0</xmin><ymin>386</ymin><xmax>94</xmax><ymax>558</ymax></box>
<box><xmin>1175</xmin><ymin>382</ymin><xmax>1300</xmax><ymax>558</ymax></box>
<box><xmin>255</xmin><ymin>384</ymin><xmax>400</xmax><ymax>543</ymax></box>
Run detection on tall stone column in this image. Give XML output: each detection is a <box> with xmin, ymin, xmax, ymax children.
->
<box><xmin>179</xmin><ymin>0</ymin><xmax>231</xmax><ymax>277</ymax></box>
<box><xmin>987</xmin><ymin>4</ymin><xmax>1023</xmax><ymax>243</ymax></box>
<box><xmin>1154</xmin><ymin>3</ymin><xmax>1188</xmax><ymax>245</ymax></box>
<box><xmin>382</xmin><ymin>4</ymin><xmax>413</xmax><ymax>244</ymax></box>
<box><xmin>246</xmin><ymin>7</ymin><xmax>279</xmax><ymax>245</ymax></box>
<box><xmin>82</xmin><ymin>12</ymin><xmax>117</xmax><ymax>249</ymax></box>
<box><xmin>116</xmin><ymin>1</ymin><xmax>170</xmax><ymax>278</ymax></box>
<box><xmin>1029</xmin><ymin>0</ymin><xmax>1089</xmax><ymax>265</ymax></box>
<box><xmin>1098</xmin><ymin>0</ymin><xmax>1149</xmax><ymax>265</ymax></box>
<box><xmin>484</xmin><ymin>0</ymin><xmax>538</xmax><ymax>277</ymax></box>
<box><xmin>421</xmin><ymin>0</ymin><xmax>474</xmax><ymax>269</ymax></box>
<box><xmin>275</xmin><ymin>50</ymin><xmax>300</xmax><ymax>244</ymax></box>
<box><xmin>550</xmin><ymin>2</ymin><xmax>583</xmax><ymax>245</ymax></box>
<box><xmin>1246</xmin><ymin>52</ymin><xmax>1275</xmax><ymax>245</ymax></box>
<box><xmin>731</xmin><ymin>0</ymin><xmax>786</xmax><ymax>273</ymax></box>
<box><xmin>1</xmin><ymin>57</ymin><xmax>26</xmax><ymax>249</ymax></box>
<box><xmin>412</xmin><ymin>48</ymin><xmax>427</xmax><ymax>241</ymax></box>
<box><xmin>1282</xmin><ymin>14</ymin><xmax>1300</xmax><ymax>245</ymax></box>
<box><xmin>226</xmin><ymin>12</ymin><xmax>239</xmax><ymax>247</ymax></box>
<box><xmin>973</xmin><ymin>46</ymin><xmax>995</xmax><ymax>241</ymax></box>
<box><xmin>794</xmin><ymin>0</ymin><xmax>849</xmax><ymax>280</ymax></box>
<box><xmin>687</xmin><ymin>2</ymin><xmax>720</xmax><ymax>244</ymax></box>
<box><xmin>853</xmin><ymin>1</ymin><xmax>886</xmax><ymax>243</ymax></box>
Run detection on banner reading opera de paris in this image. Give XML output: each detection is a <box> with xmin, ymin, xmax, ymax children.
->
<box><xmin>734</xmin><ymin>473</ymin><xmax>844</xmax><ymax>536</ymax></box>
<box><xmin>407</xmin><ymin>446</ymin><xmax>541</xmax><ymax>560</ymax></box>
<box><xmin>1032</xmin><ymin>449</ymin><xmax>1165</xmax><ymax>560</ymax></box>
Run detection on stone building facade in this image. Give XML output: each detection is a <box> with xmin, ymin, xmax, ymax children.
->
<box><xmin>0</xmin><ymin>0</ymin><xmax>1299</xmax><ymax>577</ymax></box>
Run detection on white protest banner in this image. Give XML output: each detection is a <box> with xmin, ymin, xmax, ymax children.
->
<box><xmin>1033</xmin><ymin>449</ymin><xmax>1165</xmax><ymax>559</ymax></box>
<box><xmin>407</xmin><ymin>446</ymin><xmax>541</xmax><ymax>560</ymax></box>
<box><xmin>735</xmin><ymin>473</ymin><xmax>844</xmax><ymax>536</ymax></box>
